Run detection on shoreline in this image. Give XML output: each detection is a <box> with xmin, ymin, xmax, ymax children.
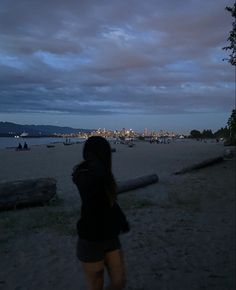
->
<box><xmin>0</xmin><ymin>136</ymin><xmax>86</xmax><ymax>150</ymax></box>
<box><xmin>0</xmin><ymin>136</ymin><xmax>225</xmax><ymax>150</ymax></box>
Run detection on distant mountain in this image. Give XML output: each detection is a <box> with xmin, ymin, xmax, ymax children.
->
<box><xmin>0</xmin><ymin>121</ymin><xmax>94</xmax><ymax>136</ymax></box>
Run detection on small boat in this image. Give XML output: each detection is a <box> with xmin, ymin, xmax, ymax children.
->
<box><xmin>128</xmin><ymin>142</ymin><xmax>135</xmax><ymax>148</ymax></box>
<box><xmin>47</xmin><ymin>144</ymin><xmax>55</xmax><ymax>148</ymax></box>
<box><xmin>20</xmin><ymin>132</ymin><xmax>29</xmax><ymax>137</ymax></box>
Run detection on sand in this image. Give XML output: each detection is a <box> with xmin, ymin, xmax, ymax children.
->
<box><xmin>0</xmin><ymin>139</ymin><xmax>235</xmax><ymax>290</ymax></box>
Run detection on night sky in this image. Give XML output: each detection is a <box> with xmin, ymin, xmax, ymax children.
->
<box><xmin>0</xmin><ymin>0</ymin><xmax>234</xmax><ymax>133</ymax></box>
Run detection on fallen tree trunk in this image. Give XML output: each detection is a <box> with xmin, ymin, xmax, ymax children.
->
<box><xmin>0</xmin><ymin>178</ymin><xmax>57</xmax><ymax>210</ymax></box>
<box><xmin>117</xmin><ymin>174</ymin><xmax>159</xmax><ymax>194</ymax></box>
<box><xmin>174</xmin><ymin>156</ymin><xmax>224</xmax><ymax>175</ymax></box>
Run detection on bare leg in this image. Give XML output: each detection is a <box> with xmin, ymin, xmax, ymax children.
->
<box><xmin>104</xmin><ymin>249</ymin><xmax>126</xmax><ymax>290</ymax></box>
<box><xmin>80</xmin><ymin>260</ymin><xmax>105</xmax><ymax>290</ymax></box>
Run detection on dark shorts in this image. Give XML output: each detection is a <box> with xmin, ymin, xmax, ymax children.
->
<box><xmin>77</xmin><ymin>237</ymin><xmax>121</xmax><ymax>263</ymax></box>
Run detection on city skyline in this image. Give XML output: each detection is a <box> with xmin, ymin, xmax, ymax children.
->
<box><xmin>0</xmin><ymin>119</ymin><xmax>229</xmax><ymax>136</ymax></box>
<box><xmin>0</xmin><ymin>0</ymin><xmax>235</xmax><ymax>133</ymax></box>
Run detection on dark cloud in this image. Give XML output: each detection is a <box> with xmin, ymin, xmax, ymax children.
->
<box><xmin>0</xmin><ymin>0</ymin><xmax>234</xmax><ymax>119</ymax></box>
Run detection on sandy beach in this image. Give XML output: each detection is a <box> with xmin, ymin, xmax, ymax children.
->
<box><xmin>0</xmin><ymin>139</ymin><xmax>235</xmax><ymax>290</ymax></box>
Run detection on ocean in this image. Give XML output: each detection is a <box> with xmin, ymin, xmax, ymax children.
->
<box><xmin>0</xmin><ymin>137</ymin><xmax>86</xmax><ymax>149</ymax></box>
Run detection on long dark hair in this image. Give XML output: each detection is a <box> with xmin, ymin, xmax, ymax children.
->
<box><xmin>83</xmin><ymin>136</ymin><xmax>112</xmax><ymax>170</ymax></box>
<box><xmin>73</xmin><ymin>136</ymin><xmax>117</xmax><ymax>205</ymax></box>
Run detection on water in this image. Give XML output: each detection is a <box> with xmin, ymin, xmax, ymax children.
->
<box><xmin>0</xmin><ymin>137</ymin><xmax>86</xmax><ymax>149</ymax></box>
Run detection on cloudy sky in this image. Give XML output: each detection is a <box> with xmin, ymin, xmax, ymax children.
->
<box><xmin>0</xmin><ymin>0</ymin><xmax>234</xmax><ymax>133</ymax></box>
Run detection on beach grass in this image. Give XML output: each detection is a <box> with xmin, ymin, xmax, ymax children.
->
<box><xmin>0</xmin><ymin>206</ymin><xmax>78</xmax><ymax>237</ymax></box>
<box><xmin>119</xmin><ymin>194</ymin><xmax>156</xmax><ymax>210</ymax></box>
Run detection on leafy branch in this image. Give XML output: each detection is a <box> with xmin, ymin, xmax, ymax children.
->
<box><xmin>223</xmin><ymin>4</ymin><xmax>236</xmax><ymax>66</ymax></box>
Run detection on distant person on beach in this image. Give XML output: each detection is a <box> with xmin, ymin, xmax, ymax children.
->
<box><xmin>17</xmin><ymin>143</ymin><xmax>22</xmax><ymax>150</ymax></box>
<box><xmin>23</xmin><ymin>142</ymin><xmax>28</xmax><ymax>150</ymax></box>
<box><xmin>72</xmin><ymin>136</ymin><xmax>129</xmax><ymax>290</ymax></box>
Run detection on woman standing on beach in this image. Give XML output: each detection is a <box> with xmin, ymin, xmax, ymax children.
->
<box><xmin>72</xmin><ymin>136</ymin><xmax>130</xmax><ymax>290</ymax></box>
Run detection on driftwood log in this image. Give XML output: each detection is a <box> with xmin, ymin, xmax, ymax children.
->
<box><xmin>174</xmin><ymin>156</ymin><xmax>224</xmax><ymax>175</ymax></box>
<box><xmin>117</xmin><ymin>174</ymin><xmax>159</xmax><ymax>194</ymax></box>
<box><xmin>0</xmin><ymin>178</ymin><xmax>57</xmax><ymax>210</ymax></box>
<box><xmin>0</xmin><ymin>174</ymin><xmax>159</xmax><ymax>210</ymax></box>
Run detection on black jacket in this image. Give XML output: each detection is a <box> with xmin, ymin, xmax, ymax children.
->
<box><xmin>73</xmin><ymin>160</ymin><xmax>130</xmax><ymax>241</ymax></box>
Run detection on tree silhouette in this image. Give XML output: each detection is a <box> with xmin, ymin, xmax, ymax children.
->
<box><xmin>190</xmin><ymin>130</ymin><xmax>202</xmax><ymax>138</ymax></box>
<box><xmin>223</xmin><ymin>4</ymin><xmax>236</xmax><ymax>66</ymax></box>
<box><xmin>227</xmin><ymin>109</ymin><xmax>236</xmax><ymax>144</ymax></box>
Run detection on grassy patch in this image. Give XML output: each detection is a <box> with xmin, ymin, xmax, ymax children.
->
<box><xmin>119</xmin><ymin>195</ymin><xmax>156</xmax><ymax>210</ymax></box>
<box><xmin>0</xmin><ymin>207</ymin><xmax>78</xmax><ymax>237</ymax></box>
<box><xmin>133</xmin><ymin>199</ymin><xmax>156</xmax><ymax>209</ymax></box>
<box><xmin>168</xmin><ymin>189</ymin><xmax>201</xmax><ymax>212</ymax></box>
